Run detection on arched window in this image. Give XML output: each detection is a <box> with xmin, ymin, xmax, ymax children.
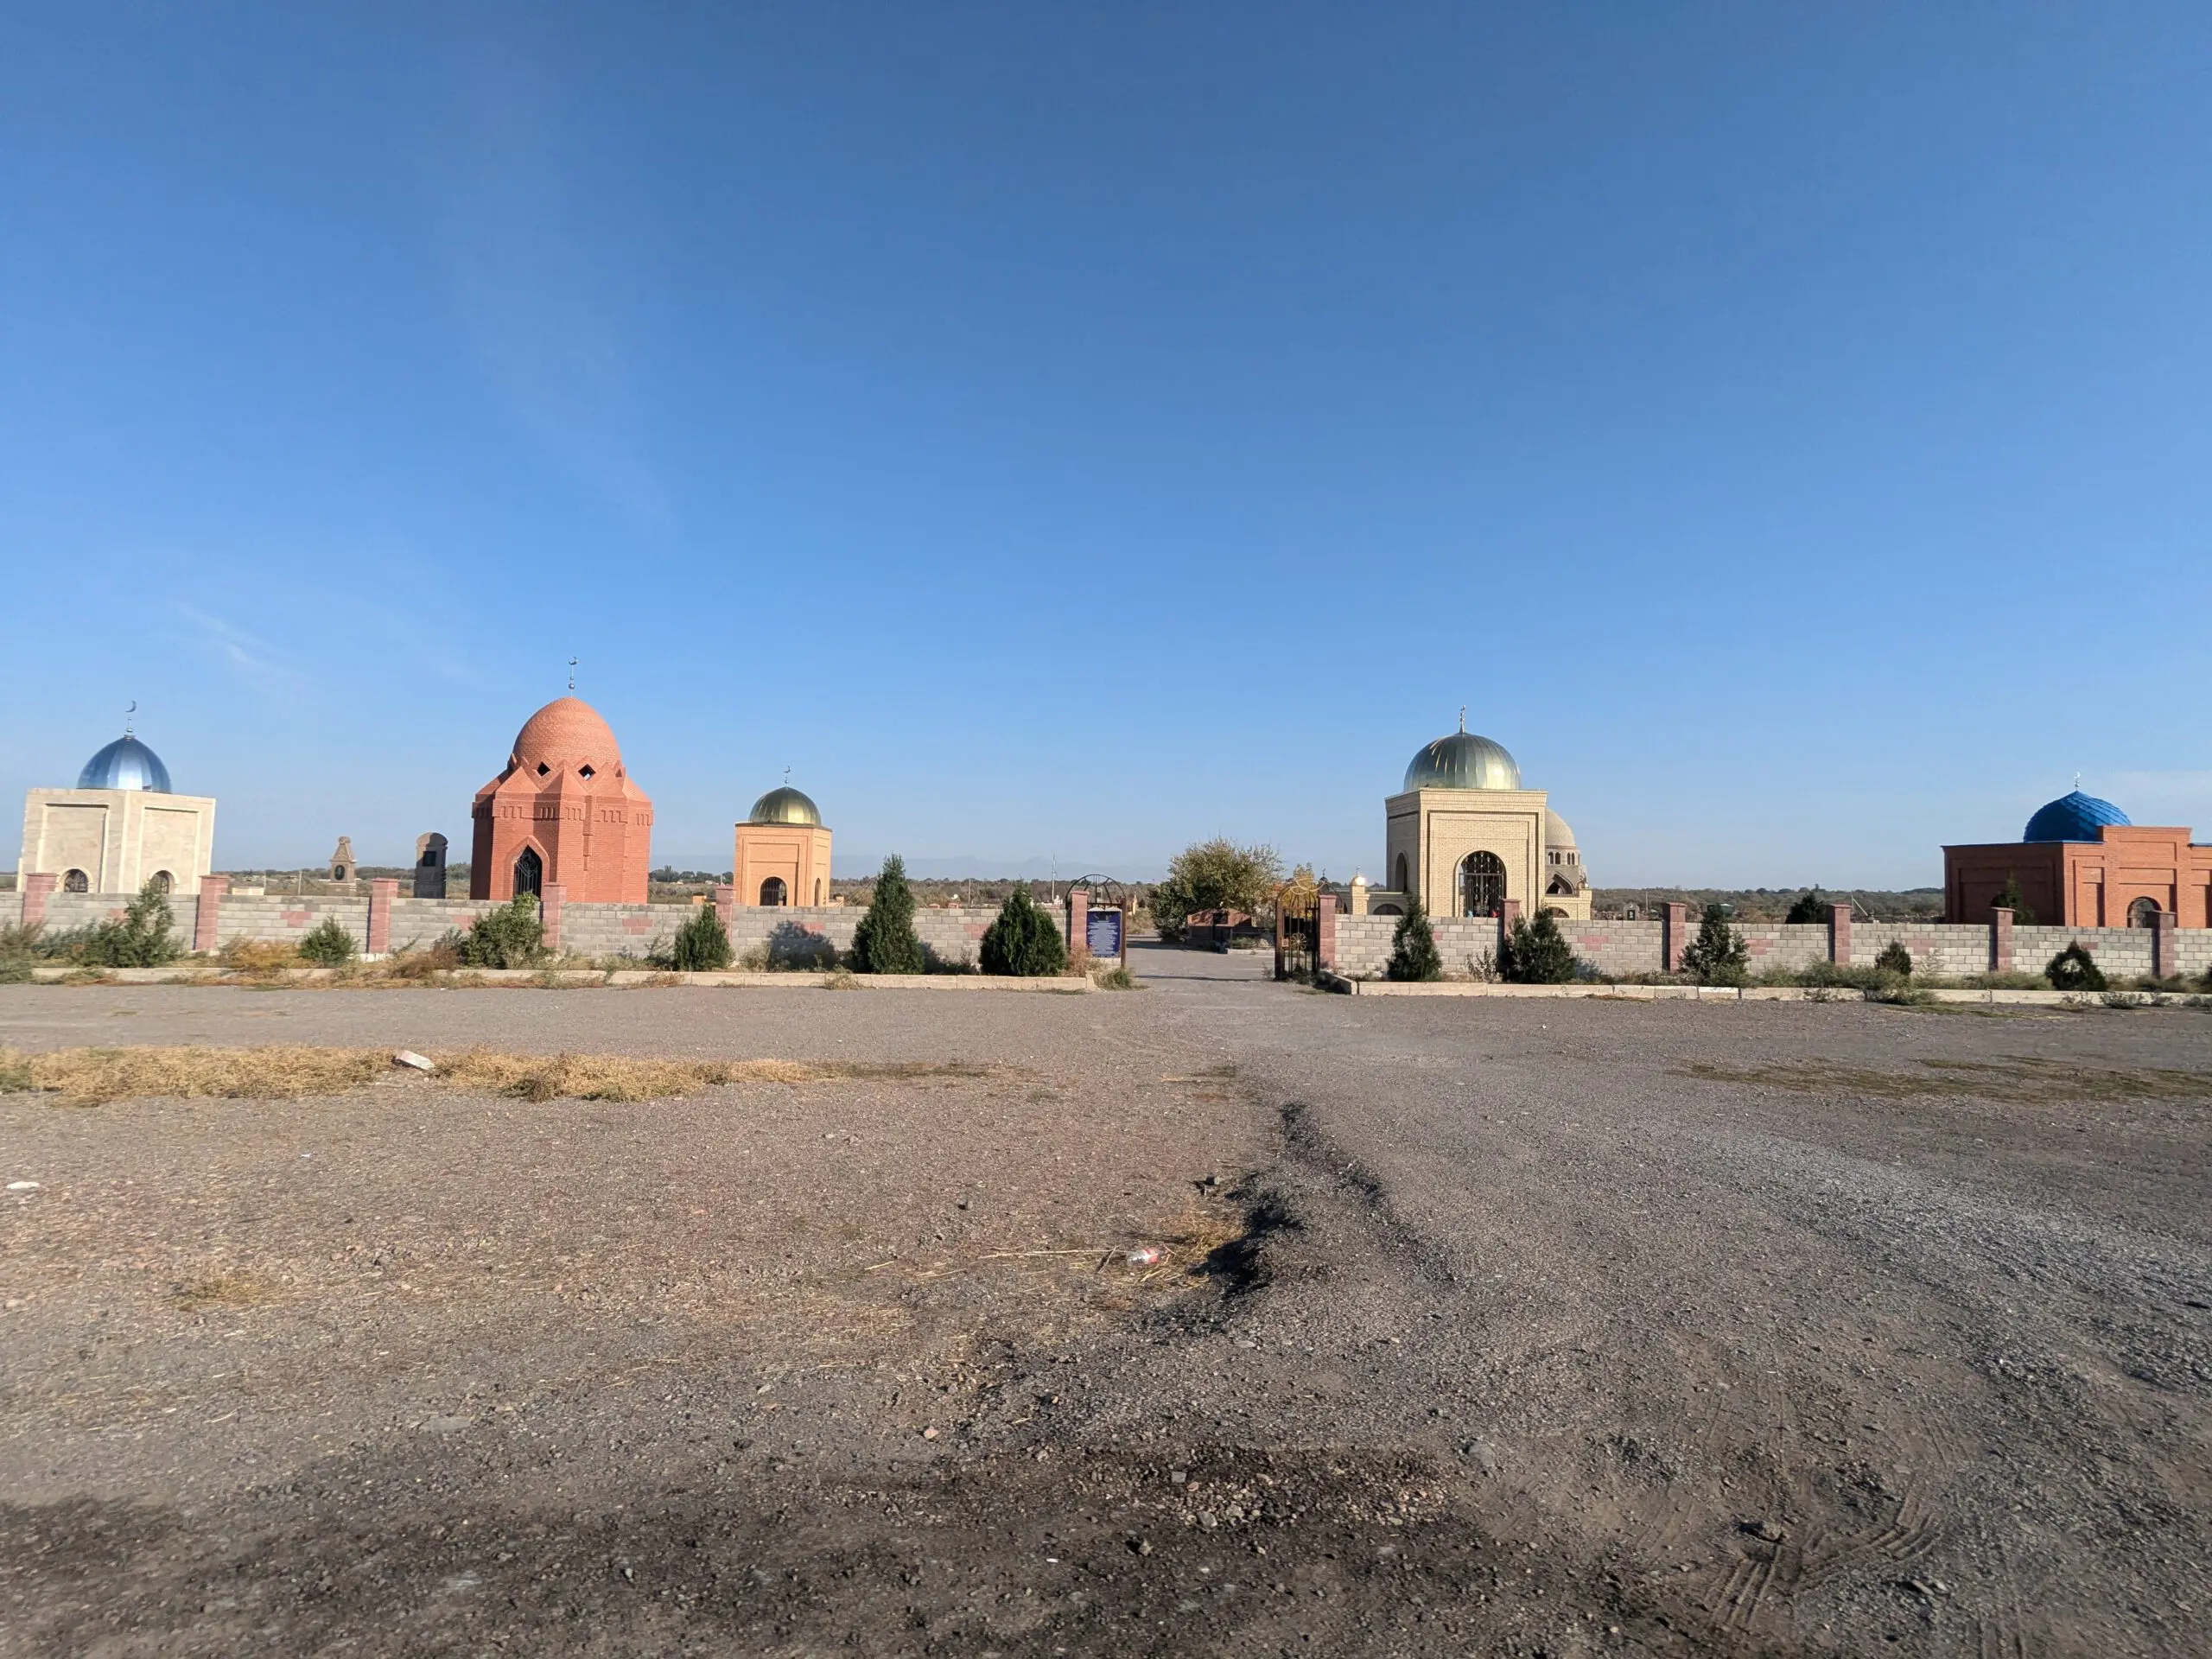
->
<box><xmin>1547</xmin><ymin>874</ymin><xmax>1573</xmax><ymax>896</ymax></box>
<box><xmin>1460</xmin><ymin>850</ymin><xmax>1507</xmax><ymax>918</ymax></box>
<box><xmin>760</xmin><ymin>876</ymin><xmax>787</xmax><ymax>906</ymax></box>
<box><xmin>150</xmin><ymin>870</ymin><xmax>174</xmax><ymax>894</ymax></box>
<box><xmin>512</xmin><ymin>847</ymin><xmax>543</xmax><ymax>897</ymax></box>
<box><xmin>1394</xmin><ymin>854</ymin><xmax>1408</xmax><ymax>894</ymax></box>
<box><xmin>813</xmin><ymin>879</ymin><xmax>823</xmax><ymax>906</ymax></box>
<box><xmin>63</xmin><ymin>868</ymin><xmax>89</xmax><ymax>893</ymax></box>
<box><xmin>2127</xmin><ymin>896</ymin><xmax>2162</xmax><ymax>928</ymax></box>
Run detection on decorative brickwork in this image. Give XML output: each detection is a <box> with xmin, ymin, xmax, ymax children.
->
<box><xmin>470</xmin><ymin>697</ymin><xmax>652</xmax><ymax>904</ymax></box>
<box><xmin>20</xmin><ymin>870</ymin><xmax>58</xmax><ymax>933</ymax></box>
<box><xmin>365</xmin><ymin>880</ymin><xmax>396</xmax><ymax>956</ymax></box>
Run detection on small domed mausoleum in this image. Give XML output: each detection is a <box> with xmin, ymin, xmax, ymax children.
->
<box><xmin>470</xmin><ymin>696</ymin><xmax>653</xmax><ymax>902</ymax></box>
<box><xmin>1356</xmin><ymin>713</ymin><xmax>1591</xmax><ymax>923</ymax></box>
<box><xmin>1945</xmin><ymin>785</ymin><xmax>2210</xmax><ymax>927</ymax></box>
<box><xmin>733</xmin><ymin>781</ymin><xmax>832</xmax><ymax>907</ymax></box>
<box><xmin>18</xmin><ymin>719</ymin><xmax>217</xmax><ymax>897</ymax></box>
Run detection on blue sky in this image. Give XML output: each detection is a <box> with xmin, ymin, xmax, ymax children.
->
<box><xmin>4</xmin><ymin>4</ymin><xmax>2208</xmax><ymax>885</ymax></box>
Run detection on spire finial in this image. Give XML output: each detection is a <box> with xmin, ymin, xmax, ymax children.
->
<box><xmin>783</xmin><ymin>765</ymin><xmax>791</xmax><ymax>785</ymax></box>
<box><xmin>124</xmin><ymin>700</ymin><xmax>136</xmax><ymax>737</ymax></box>
<box><xmin>2075</xmin><ymin>772</ymin><xmax>2082</xmax><ymax>791</ymax></box>
<box><xmin>1459</xmin><ymin>705</ymin><xmax>1466</xmax><ymax>734</ymax></box>
<box><xmin>568</xmin><ymin>657</ymin><xmax>578</xmax><ymax>693</ymax></box>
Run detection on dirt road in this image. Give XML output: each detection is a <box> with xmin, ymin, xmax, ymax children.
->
<box><xmin>3</xmin><ymin>947</ymin><xmax>2207</xmax><ymax>1655</ymax></box>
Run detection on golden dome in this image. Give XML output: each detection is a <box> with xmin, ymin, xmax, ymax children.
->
<box><xmin>1403</xmin><ymin>726</ymin><xmax>1521</xmax><ymax>791</ymax></box>
<box><xmin>748</xmin><ymin>785</ymin><xmax>822</xmax><ymax>826</ymax></box>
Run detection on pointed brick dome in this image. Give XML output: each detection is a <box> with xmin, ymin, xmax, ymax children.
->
<box><xmin>509</xmin><ymin>696</ymin><xmax>625</xmax><ymax>779</ymax></box>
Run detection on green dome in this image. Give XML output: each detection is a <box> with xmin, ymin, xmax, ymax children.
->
<box><xmin>748</xmin><ymin>785</ymin><xmax>822</xmax><ymax>826</ymax></box>
<box><xmin>1403</xmin><ymin>728</ymin><xmax>1521</xmax><ymax>792</ymax></box>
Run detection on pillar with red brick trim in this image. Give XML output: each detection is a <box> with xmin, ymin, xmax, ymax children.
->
<box><xmin>540</xmin><ymin>883</ymin><xmax>565</xmax><ymax>954</ymax></box>
<box><xmin>2153</xmin><ymin>911</ymin><xmax>2177</xmax><ymax>980</ymax></box>
<box><xmin>1068</xmin><ymin>887</ymin><xmax>1089</xmax><ymax>954</ymax></box>
<box><xmin>194</xmin><ymin>874</ymin><xmax>229</xmax><ymax>954</ymax></box>
<box><xmin>1316</xmin><ymin>891</ymin><xmax>1338</xmax><ymax>971</ymax></box>
<box><xmin>365</xmin><ymin>879</ymin><xmax>397</xmax><ymax>957</ymax></box>
<box><xmin>21</xmin><ymin>870</ymin><xmax>58</xmax><ymax>934</ymax></box>
<box><xmin>713</xmin><ymin>885</ymin><xmax>735</xmax><ymax>947</ymax></box>
<box><xmin>1990</xmin><ymin>906</ymin><xmax>2013</xmax><ymax>975</ymax></box>
<box><xmin>1662</xmin><ymin>902</ymin><xmax>1688</xmax><ymax>973</ymax></box>
<box><xmin>1828</xmin><ymin>902</ymin><xmax>1852</xmax><ymax>968</ymax></box>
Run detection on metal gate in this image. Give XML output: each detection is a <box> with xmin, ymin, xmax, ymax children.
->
<box><xmin>1274</xmin><ymin>882</ymin><xmax>1318</xmax><ymax>981</ymax></box>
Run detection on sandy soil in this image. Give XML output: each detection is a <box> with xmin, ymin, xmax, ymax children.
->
<box><xmin>2</xmin><ymin>946</ymin><xmax>2207</xmax><ymax>1656</ymax></box>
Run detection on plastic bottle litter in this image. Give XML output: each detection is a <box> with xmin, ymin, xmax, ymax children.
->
<box><xmin>391</xmin><ymin>1050</ymin><xmax>435</xmax><ymax>1072</ymax></box>
<box><xmin>1127</xmin><ymin>1247</ymin><xmax>1163</xmax><ymax>1267</ymax></box>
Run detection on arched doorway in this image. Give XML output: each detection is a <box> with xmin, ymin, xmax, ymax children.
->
<box><xmin>1394</xmin><ymin>854</ymin><xmax>1408</xmax><ymax>894</ymax></box>
<box><xmin>150</xmin><ymin>870</ymin><xmax>174</xmax><ymax>894</ymax></box>
<box><xmin>63</xmin><ymin>868</ymin><xmax>88</xmax><ymax>893</ymax></box>
<box><xmin>512</xmin><ymin>847</ymin><xmax>543</xmax><ymax>897</ymax></box>
<box><xmin>760</xmin><ymin>876</ymin><xmax>787</xmax><ymax>906</ymax></box>
<box><xmin>2127</xmin><ymin>896</ymin><xmax>2162</xmax><ymax>928</ymax></box>
<box><xmin>1460</xmin><ymin>850</ymin><xmax>1507</xmax><ymax>918</ymax></box>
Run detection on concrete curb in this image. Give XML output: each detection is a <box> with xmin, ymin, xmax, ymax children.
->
<box><xmin>1325</xmin><ymin>978</ymin><xmax>2204</xmax><ymax>1007</ymax></box>
<box><xmin>22</xmin><ymin>963</ymin><xmax>1098</xmax><ymax>992</ymax></box>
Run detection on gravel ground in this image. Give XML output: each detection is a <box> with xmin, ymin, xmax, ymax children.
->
<box><xmin>2</xmin><ymin>944</ymin><xmax>2208</xmax><ymax>1656</ymax></box>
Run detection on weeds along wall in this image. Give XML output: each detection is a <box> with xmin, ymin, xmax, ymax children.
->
<box><xmin>1326</xmin><ymin>914</ymin><xmax>2212</xmax><ymax>980</ymax></box>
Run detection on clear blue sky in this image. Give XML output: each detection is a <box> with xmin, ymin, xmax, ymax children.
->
<box><xmin>5</xmin><ymin>4</ymin><xmax>2209</xmax><ymax>885</ymax></box>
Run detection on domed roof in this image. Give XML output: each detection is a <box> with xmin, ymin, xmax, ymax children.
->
<box><xmin>1404</xmin><ymin>722</ymin><xmax>1521</xmax><ymax>792</ymax></box>
<box><xmin>1544</xmin><ymin>808</ymin><xmax>1578</xmax><ymax>850</ymax></box>
<box><xmin>2024</xmin><ymin>788</ymin><xmax>2129</xmax><ymax>842</ymax></box>
<box><xmin>748</xmin><ymin>785</ymin><xmax>822</xmax><ymax>826</ymax></box>
<box><xmin>510</xmin><ymin>696</ymin><xmax>623</xmax><ymax>775</ymax></box>
<box><xmin>78</xmin><ymin>734</ymin><xmax>172</xmax><ymax>792</ymax></box>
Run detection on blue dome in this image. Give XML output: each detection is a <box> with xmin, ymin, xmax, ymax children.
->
<box><xmin>2023</xmin><ymin>789</ymin><xmax>2128</xmax><ymax>843</ymax></box>
<box><xmin>77</xmin><ymin>735</ymin><xmax>172</xmax><ymax>793</ymax></box>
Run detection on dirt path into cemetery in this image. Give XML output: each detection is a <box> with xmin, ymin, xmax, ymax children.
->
<box><xmin>3</xmin><ymin>950</ymin><xmax>2209</xmax><ymax>1655</ymax></box>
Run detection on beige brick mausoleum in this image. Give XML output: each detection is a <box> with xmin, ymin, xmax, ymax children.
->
<box><xmin>16</xmin><ymin>727</ymin><xmax>215</xmax><ymax>899</ymax></box>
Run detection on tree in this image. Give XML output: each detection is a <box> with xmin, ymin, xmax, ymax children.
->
<box><xmin>298</xmin><ymin>917</ymin><xmax>359</xmax><ymax>966</ymax></box>
<box><xmin>670</xmin><ymin>903</ymin><xmax>733</xmax><ymax>972</ymax></box>
<box><xmin>1993</xmin><ymin>874</ymin><xmax>2036</xmax><ymax>926</ymax></box>
<box><xmin>454</xmin><ymin>893</ymin><xmax>543</xmax><ymax>969</ymax></box>
<box><xmin>78</xmin><ymin>880</ymin><xmax>181</xmax><ymax>968</ymax></box>
<box><xmin>849</xmin><ymin>854</ymin><xmax>925</xmax><ymax>974</ymax></box>
<box><xmin>981</xmin><ymin>887</ymin><xmax>1067</xmax><ymax>976</ymax></box>
<box><xmin>1679</xmin><ymin>903</ymin><xmax>1747</xmax><ymax>984</ymax></box>
<box><xmin>1148</xmin><ymin>838</ymin><xmax>1283</xmax><ymax>943</ymax></box>
<box><xmin>1498</xmin><ymin>910</ymin><xmax>1576</xmax><ymax>983</ymax></box>
<box><xmin>2045</xmin><ymin>942</ymin><xmax>2106</xmax><ymax>991</ymax></box>
<box><xmin>1385</xmin><ymin>900</ymin><xmax>1442</xmax><ymax>982</ymax></box>
<box><xmin>1783</xmin><ymin>889</ymin><xmax>1829</xmax><ymax>925</ymax></box>
<box><xmin>1872</xmin><ymin>940</ymin><xmax>1914</xmax><ymax>978</ymax></box>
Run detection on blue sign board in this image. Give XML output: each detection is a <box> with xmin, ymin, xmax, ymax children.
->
<box><xmin>1085</xmin><ymin>907</ymin><xmax>1123</xmax><ymax>959</ymax></box>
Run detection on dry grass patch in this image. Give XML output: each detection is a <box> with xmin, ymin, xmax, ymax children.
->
<box><xmin>173</xmin><ymin>1272</ymin><xmax>281</xmax><ymax>1311</ymax></box>
<box><xmin>0</xmin><ymin>1045</ymin><xmax>991</xmax><ymax>1106</ymax></box>
<box><xmin>1682</xmin><ymin>1056</ymin><xmax>2212</xmax><ymax>1104</ymax></box>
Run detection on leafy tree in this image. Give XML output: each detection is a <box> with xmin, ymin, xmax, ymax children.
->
<box><xmin>298</xmin><ymin>917</ymin><xmax>359</xmax><ymax>966</ymax></box>
<box><xmin>670</xmin><ymin>903</ymin><xmax>733</xmax><ymax>972</ymax></box>
<box><xmin>1679</xmin><ymin>903</ymin><xmax>1748</xmax><ymax>984</ymax></box>
<box><xmin>1498</xmin><ymin>910</ymin><xmax>1576</xmax><ymax>983</ymax></box>
<box><xmin>2045</xmin><ymin>943</ymin><xmax>2106</xmax><ymax>991</ymax></box>
<box><xmin>1149</xmin><ymin>838</ymin><xmax>1283</xmax><ymax>943</ymax></box>
<box><xmin>849</xmin><ymin>855</ymin><xmax>925</xmax><ymax>974</ymax></box>
<box><xmin>1385</xmin><ymin>900</ymin><xmax>1442</xmax><ymax>982</ymax></box>
<box><xmin>454</xmin><ymin>893</ymin><xmax>543</xmax><ymax>969</ymax></box>
<box><xmin>981</xmin><ymin>887</ymin><xmax>1067</xmax><ymax>976</ymax></box>
<box><xmin>1993</xmin><ymin>874</ymin><xmax>2036</xmax><ymax>926</ymax></box>
<box><xmin>74</xmin><ymin>880</ymin><xmax>181</xmax><ymax>968</ymax></box>
<box><xmin>1872</xmin><ymin>940</ymin><xmax>1914</xmax><ymax>978</ymax></box>
<box><xmin>1783</xmin><ymin>889</ymin><xmax>1830</xmax><ymax>925</ymax></box>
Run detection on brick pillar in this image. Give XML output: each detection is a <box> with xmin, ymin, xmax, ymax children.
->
<box><xmin>1068</xmin><ymin>887</ymin><xmax>1089</xmax><ymax>954</ymax></box>
<box><xmin>1990</xmin><ymin>906</ymin><xmax>2013</xmax><ymax>975</ymax></box>
<box><xmin>1317</xmin><ymin>891</ymin><xmax>1338</xmax><ymax>971</ymax></box>
<box><xmin>1828</xmin><ymin>901</ymin><xmax>1853</xmax><ymax>967</ymax></box>
<box><xmin>713</xmin><ymin>885</ymin><xmax>735</xmax><ymax>948</ymax></box>
<box><xmin>194</xmin><ymin>874</ymin><xmax>229</xmax><ymax>954</ymax></box>
<box><xmin>1662</xmin><ymin>902</ymin><xmax>1687</xmax><ymax>974</ymax></box>
<box><xmin>365</xmin><ymin>879</ymin><xmax>397</xmax><ymax>956</ymax></box>
<box><xmin>21</xmin><ymin>870</ymin><xmax>58</xmax><ymax>933</ymax></box>
<box><xmin>540</xmin><ymin>883</ymin><xmax>565</xmax><ymax>954</ymax></box>
<box><xmin>2153</xmin><ymin>910</ymin><xmax>2177</xmax><ymax>981</ymax></box>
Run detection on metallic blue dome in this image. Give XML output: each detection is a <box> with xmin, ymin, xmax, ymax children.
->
<box><xmin>2023</xmin><ymin>789</ymin><xmax>2128</xmax><ymax>842</ymax></box>
<box><xmin>77</xmin><ymin>735</ymin><xmax>172</xmax><ymax>793</ymax></box>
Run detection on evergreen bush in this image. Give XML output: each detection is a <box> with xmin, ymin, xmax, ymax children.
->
<box><xmin>297</xmin><ymin>917</ymin><xmax>359</xmax><ymax>966</ymax></box>
<box><xmin>1993</xmin><ymin>874</ymin><xmax>2036</xmax><ymax>925</ymax></box>
<box><xmin>2045</xmin><ymin>943</ymin><xmax>2106</xmax><ymax>992</ymax></box>
<box><xmin>670</xmin><ymin>903</ymin><xmax>733</xmax><ymax>972</ymax></box>
<box><xmin>849</xmin><ymin>855</ymin><xmax>925</xmax><ymax>974</ymax></box>
<box><xmin>1385</xmin><ymin>900</ymin><xmax>1442</xmax><ymax>982</ymax></box>
<box><xmin>981</xmin><ymin>887</ymin><xmax>1067</xmax><ymax>976</ymax></box>
<box><xmin>454</xmin><ymin>893</ymin><xmax>543</xmax><ymax>969</ymax></box>
<box><xmin>1783</xmin><ymin>889</ymin><xmax>1829</xmax><ymax>925</ymax></box>
<box><xmin>1498</xmin><ymin>910</ymin><xmax>1575</xmax><ymax>983</ymax></box>
<box><xmin>73</xmin><ymin>881</ymin><xmax>181</xmax><ymax>969</ymax></box>
<box><xmin>1872</xmin><ymin>940</ymin><xmax>1914</xmax><ymax>978</ymax></box>
<box><xmin>1679</xmin><ymin>903</ymin><xmax>1748</xmax><ymax>984</ymax></box>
